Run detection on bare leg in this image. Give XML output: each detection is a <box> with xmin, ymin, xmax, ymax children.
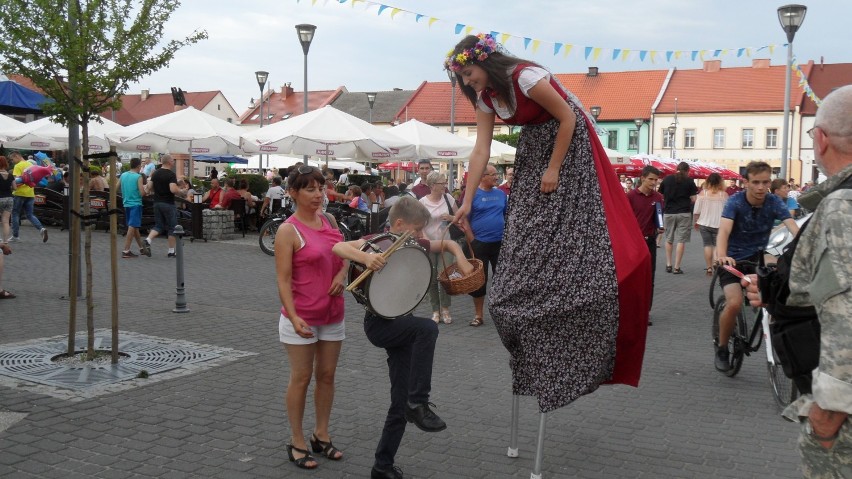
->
<box><xmin>719</xmin><ymin>283</ymin><xmax>744</xmax><ymax>346</ymax></box>
<box><xmin>167</xmin><ymin>235</ymin><xmax>176</xmax><ymax>250</ymax></box>
<box><xmin>473</xmin><ymin>296</ymin><xmax>485</xmax><ymax>319</ymax></box>
<box><xmin>284</xmin><ymin>343</ymin><xmax>318</xmax><ymax>467</ymax></box>
<box><xmin>674</xmin><ymin>242</ymin><xmax>686</xmax><ymax>270</ymax></box>
<box><xmin>703</xmin><ymin>245</ymin><xmax>714</xmax><ymax>271</ymax></box>
<box><xmin>665</xmin><ymin>241</ymin><xmax>674</xmax><ymax>268</ymax></box>
<box><xmin>1</xmin><ymin>211</ymin><xmax>10</xmax><ymax>242</ymax></box>
<box><xmin>123</xmin><ymin>226</ymin><xmax>136</xmax><ymax>252</ymax></box>
<box><xmin>312</xmin><ymin>339</ymin><xmax>343</xmax><ymax>459</ymax></box>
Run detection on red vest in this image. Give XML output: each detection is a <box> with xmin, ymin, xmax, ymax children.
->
<box><xmin>481</xmin><ymin>63</ymin><xmax>567</xmax><ymax>125</ymax></box>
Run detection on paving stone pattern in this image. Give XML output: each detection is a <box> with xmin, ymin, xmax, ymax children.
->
<box><xmin>0</xmin><ymin>226</ymin><xmax>803</xmax><ymax>478</ymax></box>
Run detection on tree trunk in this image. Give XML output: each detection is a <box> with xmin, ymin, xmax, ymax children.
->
<box><xmin>68</xmin><ymin>136</ymin><xmax>81</xmax><ymax>356</ymax></box>
<box><xmin>82</xmin><ymin>126</ymin><xmax>94</xmax><ymax>360</ymax></box>
<box><xmin>109</xmin><ymin>148</ymin><xmax>119</xmax><ymax>364</ymax></box>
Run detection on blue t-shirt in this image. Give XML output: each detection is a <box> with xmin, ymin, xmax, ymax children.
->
<box><xmin>722</xmin><ymin>192</ymin><xmax>791</xmax><ymax>260</ymax></box>
<box><xmin>469</xmin><ymin>187</ymin><xmax>507</xmax><ymax>243</ymax></box>
<box><xmin>119</xmin><ymin>171</ymin><xmax>143</xmax><ymax>207</ymax></box>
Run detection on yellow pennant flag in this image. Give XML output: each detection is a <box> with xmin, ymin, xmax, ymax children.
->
<box><xmin>351</xmin><ymin>0</ymin><xmax>363</xmax><ymax>6</ymax></box>
<box><xmin>464</xmin><ymin>25</ymin><xmax>474</xmax><ymax>35</ymax></box>
<box><xmin>768</xmin><ymin>45</ymin><xmax>776</xmax><ymax>54</ymax></box>
<box><xmin>391</xmin><ymin>8</ymin><xmax>402</xmax><ymax>18</ymax></box>
<box><xmin>428</xmin><ymin>17</ymin><xmax>438</xmax><ymax>27</ymax></box>
<box><xmin>531</xmin><ymin>39</ymin><xmax>541</xmax><ymax>53</ymax></box>
<box><xmin>621</xmin><ymin>49</ymin><xmax>630</xmax><ymax>61</ymax></box>
<box><xmin>721</xmin><ymin>49</ymin><xmax>729</xmax><ymax>57</ymax></box>
<box><xmin>674</xmin><ymin>51</ymin><xmax>682</xmax><ymax>60</ymax></box>
<box><xmin>746</xmin><ymin>48</ymin><xmax>752</xmax><ymax>57</ymax></box>
<box><xmin>563</xmin><ymin>44</ymin><xmax>573</xmax><ymax>58</ymax></box>
<box><xmin>592</xmin><ymin>47</ymin><xmax>602</xmax><ymax>61</ymax></box>
<box><xmin>500</xmin><ymin>33</ymin><xmax>511</xmax><ymax>44</ymax></box>
<box><xmin>699</xmin><ymin>50</ymin><xmax>707</xmax><ymax>60</ymax></box>
<box><xmin>650</xmin><ymin>51</ymin><xmax>657</xmax><ymax>63</ymax></box>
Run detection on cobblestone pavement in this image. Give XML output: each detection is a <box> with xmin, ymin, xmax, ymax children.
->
<box><xmin>0</xmin><ymin>226</ymin><xmax>803</xmax><ymax>478</ymax></box>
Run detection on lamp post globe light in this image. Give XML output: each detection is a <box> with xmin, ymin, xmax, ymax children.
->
<box><xmin>634</xmin><ymin>118</ymin><xmax>644</xmax><ymax>154</ymax></box>
<box><xmin>777</xmin><ymin>4</ymin><xmax>807</xmax><ymax>180</ymax></box>
<box><xmin>590</xmin><ymin>106</ymin><xmax>601</xmax><ymax>121</ymax></box>
<box><xmin>366</xmin><ymin>92</ymin><xmax>377</xmax><ymax>124</ymax></box>
<box><xmin>254</xmin><ymin>71</ymin><xmax>268</xmax><ymax>170</ymax></box>
<box><xmin>296</xmin><ymin>24</ymin><xmax>316</xmax><ymax>162</ymax></box>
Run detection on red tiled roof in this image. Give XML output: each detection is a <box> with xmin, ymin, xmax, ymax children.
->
<box><xmin>109</xmin><ymin>91</ymin><xmax>221</xmax><ymax>125</ymax></box>
<box><xmin>554</xmin><ymin>70</ymin><xmax>669</xmax><ymax>121</ymax></box>
<box><xmin>394</xmin><ymin>81</ymin><xmax>486</xmax><ymax>126</ymax></box>
<box><xmin>800</xmin><ymin>62</ymin><xmax>852</xmax><ymax>115</ymax></box>
<box><xmin>5</xmin><ymin>74</ymin><xmax>46</xmax><ymax>94</ymax></box>
<box><xmin>239</xmin><ymin>86</ymin><xmax>345</xmax><ymax>125</ymax></box>
<box><xmin>656</xmin><ymin>61</ymin><xmax>814</xmax><ymax>113</ymax></box>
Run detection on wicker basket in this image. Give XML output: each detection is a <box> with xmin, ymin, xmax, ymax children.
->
<box><xmin>437</xmin><ymin>227</ymin><xmax>486</xmax><ymax>295</ymax></box>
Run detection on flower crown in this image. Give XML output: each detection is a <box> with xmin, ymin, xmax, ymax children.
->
<box><xmin>444</xmin><ymin>33</ymin><xmax>498</xmax><ymax>72</ymax></box>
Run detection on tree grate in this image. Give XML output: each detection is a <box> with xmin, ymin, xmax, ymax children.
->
<box><xmin>0</xmin><ymin>330</ymin><xmax>223</xmax><ymax>391</ymax></box>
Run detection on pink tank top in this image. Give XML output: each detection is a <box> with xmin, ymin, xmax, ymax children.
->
<box><xmin>281</xmin><ymin>214</ymin><xmax>345</xmax><ymax>326</ymax></box>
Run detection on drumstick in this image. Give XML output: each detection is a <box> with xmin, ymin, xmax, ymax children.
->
<box><xmin>345</xmin><ymin>231</ymin><xmax>412</xmax><ymax>292</ymax></box>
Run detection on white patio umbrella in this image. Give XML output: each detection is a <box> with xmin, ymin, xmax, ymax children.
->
<box><xmin>470</xmin><ymin>134</ymin><xmax>517</xmax><ymax>164</ymax></box>
<box><xmin>106</xmin><ymin>106</ymin><xmax>244</xmax><ymax>155</ymax></box>
<box><xmin>387</xmin><ymin>119</ymin><xmax>474</xmax><ymax>159</ymax></box>
<box><xmin>0</xmin><ymin>114</ymin><xmax>26</xmax><ymax>143</ymax></box>
<box><xmin>2</xmin><ymin>115</ymin><xmax>123</xmax><ymax>153</ymax></box>
<box><xmin>240</xmin><ymin>105</ymin><xmax>415</xmax><ymax>163</ymax></box>
<box><xmin>603</xmin><ymin>147</ymin><xmax>629</xmax><ymax>164</ymax></box>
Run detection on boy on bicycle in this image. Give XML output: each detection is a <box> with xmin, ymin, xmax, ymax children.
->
<box><xmin>715</xmin><ymin>161</ymin><xmax>799</xmax><ymax>372</ymax></box>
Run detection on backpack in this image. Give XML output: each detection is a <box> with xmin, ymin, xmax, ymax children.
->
<box><xmin>760</xmin><ymin>176</ymin><xmax>852</xmax><ymax>394</ymax></box>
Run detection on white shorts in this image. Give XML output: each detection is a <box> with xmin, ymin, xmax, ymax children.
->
<box><xmin>278</xmin><ymin>314</ymin><xmax>345</xmax><ymax>345</ymax></box>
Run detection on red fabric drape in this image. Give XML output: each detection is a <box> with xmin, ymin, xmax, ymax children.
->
<box><xmin>583</xmin><ymin>114</ymin><xmax>651</xmax><ymax>387</ymax></box>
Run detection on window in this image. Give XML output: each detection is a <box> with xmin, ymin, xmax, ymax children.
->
<box><xmin>628</xmin><ymin>130</ymin><xmax>639</xmax><ymax>150</ymax></box>
<box><xmin>742</xmin><ymin>128</ymin><xmax>754</xmax><ymax>148</ymax></box>
<box><xmin>662</xmin><ymin>129</ymin><xmax>674</xmax><ymax>149</ymax></box>
<box><xmin>766</xmin><ymin>128</ymin><xmax>778</xmax><ymax>148</ymax></box>
<box><xmin>684</xmin><ymin>129</ymin><xmax>696</xmax><ymax>149</ymax></box>
<box><xmin>607</xmin><ymin>130</ymin><xmax>618</xmax><ymax>150</ymax></box>
<box><xmin>713</xmin><ymin>128</ymin><xmax>725</xmax><ymax>148</ymax></box>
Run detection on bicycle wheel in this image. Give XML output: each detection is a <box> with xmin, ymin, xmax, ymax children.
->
<box><xmin>712</xmin><ymin>296</ymin><xmax>745</xmax><ymax>377</ymax></box>
<box><xmin>768</xmin><ymin>346</ymin><xmax>799</xmax><ymax>409</ymax></box>
<box><xmin>258</xmin><ymin>219</ymin><xmax>281</xmax><ymax>256</ymax></box>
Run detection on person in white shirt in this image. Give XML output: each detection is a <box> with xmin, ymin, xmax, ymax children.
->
<box><xmin>261</xmin><ymin>176</ymin><xmax>287</xmax><ymax>217</ymax></box>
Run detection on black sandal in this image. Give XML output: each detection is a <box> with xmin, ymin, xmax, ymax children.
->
<box><xmin>286</xmin><ymin>444</ymin><xmax>318</xmax><ymax>469</ymax></box>
<box><xmin>665</xmin><ymin>266</ymin><xmax>672</xmax><ymax>273</ymax></box>
<box><xmin>310</xmin><ymin>434</ymin><xmax>343</xmax><ymax>460</ymax></box>
<box><xmin>672</xmin><ymin>268</ymin><xmax>684</xmax><ymax>275</ymax></box>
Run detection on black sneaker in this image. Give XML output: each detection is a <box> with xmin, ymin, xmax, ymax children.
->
<box><xmin>41</xmin><ymin>228</ymin><xmax>48</xmax><ymax>243</ymax></box>
<box><xmin>122</xmin><ymin>250</ymin><xmax>138</xmax><ymax>259</ymax></box>
<box><xmin>715</xmin><ymin>347</ymin><xmax>731</xmax><ymax>372</ymax></box>
<box><xmin>167</xmin><ymin>252</ymin><xmax>176</xmax><ymax>258</ymax></box>
<box><xmin>371</xmin><ymin>464</ymin><xmax>403</xmax><ymax>479</ymax></box>
<box><xmin>404</xmin><ymin>402</ymin><xmax>446</xmax><ymax>432</ymax></box>
<box><xmin>141</xmin><ymin>239</ymin><xmax>152</xmax><ymax>257</ymax></box>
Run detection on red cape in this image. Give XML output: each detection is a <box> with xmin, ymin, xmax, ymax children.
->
<box><xmin>583</xmin><ymin>115</ymin><xmax>651</xmax><ymax>387</ymax></box>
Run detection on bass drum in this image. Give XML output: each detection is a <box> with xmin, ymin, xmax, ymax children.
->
<box><xmin>348</xmin><ymin>233</ymin><xmax>433</xmax><ymax>319</ymax></box>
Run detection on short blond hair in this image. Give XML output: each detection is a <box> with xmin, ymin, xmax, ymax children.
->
<box><xmin>425</xmin><ymin>171</ymin><xmax>447</xmax><ymax>187</ymax></box>
<box><xmin>389</xmin><ymin>195</ymin><xmax>431</xmax><ymax>225</ymax></box>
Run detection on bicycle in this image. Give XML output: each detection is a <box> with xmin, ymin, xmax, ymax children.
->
<box><xmin>257</xmin><ymin>199</ymin><xmax>294</xmax><ymax>256</ymax></box>
<box><xmin>257</xmin><ymin>200</ymin><xmax>368</xmax><ymax>256</ymax></box>
<box><xmin>709</xmin><ymin>259</ymin><xmax>798</xmax><ymax>408</ymax></box>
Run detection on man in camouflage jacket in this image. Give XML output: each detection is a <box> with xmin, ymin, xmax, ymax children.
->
<box><xmin>779</xmin><ymin>85</ymin><xmax>852</xmax><ymax>478</ymax></box>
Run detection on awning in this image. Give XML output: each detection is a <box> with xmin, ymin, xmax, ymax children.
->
<box><xmin>0</xmin><ymin>81</ymin><xmax>51</xmax><ymax>113</ymax></box>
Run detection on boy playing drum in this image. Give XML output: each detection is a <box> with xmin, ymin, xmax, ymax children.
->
<box><xmin>332</xmin><ymin>196</ymin><xmax>472</xmax><ymax>479</ymax></box>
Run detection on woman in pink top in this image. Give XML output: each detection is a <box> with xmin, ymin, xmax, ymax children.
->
<box><xmin>693</xmin><ymin>173</ymin><xmax>729</xmax><ymax>275</ymax></box>
<box><xmin>275</xmin><ymin>165</ymin><xmax>347</xmax><ymax>470</ymax></box>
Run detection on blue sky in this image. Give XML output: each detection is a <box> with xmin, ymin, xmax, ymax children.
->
<box><xmin>128</xmin><ymin>0</ymin><xmax>849</xmax><ymax>113</ymax></box>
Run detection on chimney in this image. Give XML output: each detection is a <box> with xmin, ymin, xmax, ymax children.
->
<box><xmin>752</xmin><ymin>58</ymin><xmax>770</xmax><ymax>69</ymax></box>
<box><xmin>141</xmin><ymin>89</ymin><xmax>149</xmax><ymax>101</ymax></box>
<box><xmin>587</xmin><ymin>67</ymin><xmax>599</xmax><ymax>77</ymax></box>
<box><xmin>282</xmin><ymin>82</ymin><xmax>294</xmax><ymax>100</ymax></box>
<box><xmin>703</xmin><ymin>60</ymin><xmax>721</xmax><ymax>72</ymax></box>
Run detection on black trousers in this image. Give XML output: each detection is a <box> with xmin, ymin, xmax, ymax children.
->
<box><xmin>644</xmin><ymin>235</ymin><xmax>657</xmax><ymax>310</ymax></box>
<box><xmin>468</xmin><ymin>239</ymin><xmax>501</xmax><ymax>298</ymax></box>
<box><xmin>363</xmin><ymin>312</ymin><xmax>438</xmax><ymax>468</ymax></box>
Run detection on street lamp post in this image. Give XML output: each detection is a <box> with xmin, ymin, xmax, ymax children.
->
<box><xmin>668</xmin><ymin>124</ymin><xmax>677</xmax><ymax>159</ymax></box>
<box><xmin>366</xmin><ymin>92</ymin><xmax>377</xmax><ymax>123</ymax></box>
<box><xmin>255</xmin><ymin>71</ymin><xmax>268</xmax><ymax>171</ymax></box>
<box><xmin>296</xmin><ymin>24</ymin><xmax>316</xmax><ymax>163</ymax></box>
<box><xmin>590</xmin><ymin>106</ymin><xmax>601</xmax><ymax>122</ymax></box>
<box><xmin>634</xmin><ymin>118</ymin><xmax>644</xmax><ymax>154</ymax></box>
<box><xmin>778</xmin><ymin>4</ymin><xmax>807</xmax><ymax>180</ymax></box>
<box><xmin>447</xmin><ymin>70</ymin><xmax>457</xmax><ymax>189</ymax></box>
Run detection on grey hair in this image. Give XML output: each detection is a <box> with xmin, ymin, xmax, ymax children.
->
<box><xmin>425</xmin><ymin>171</ymin><xmax>447</xmax><ymax>186</ymax></box>
<box><xmin>816</xmin><ymin>85</ymin><xmax>852</xmax><ymax>153</ymax></box>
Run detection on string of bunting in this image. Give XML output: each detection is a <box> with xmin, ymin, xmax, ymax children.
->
<box><xmin>297</xmin><ymin>0</ymin><xmax>783</xmax><ymax>65</ymax></box>
<box><xmin>792</xmin><ymin>56</ymin><xmax>822</xmax><ymax>106</ymax></box>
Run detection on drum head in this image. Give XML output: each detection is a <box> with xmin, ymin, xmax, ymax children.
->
<box><xmin>365</xmin><ymin>246</ymin><xmax>432</xmax><ymax>318</ymax></box>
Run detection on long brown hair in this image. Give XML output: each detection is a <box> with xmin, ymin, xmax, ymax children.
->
<box><xmin>675</xmin><ymin>161</ymin><xmax>690</xmax><ymax>183</ymax></box>
<box><xmin>448</xmin><ymin>35</ymin><xmax>542</xmax><ymax>109</ymax></box>
<box><xmin>704</xmin><ymin>173</ymin><xmax>724</xmax><ymax>193</ymax></box>
<box><xmin>0</xmin><ymin>156</ymin><xmax>8</xmax><ymax>171</ymax></box>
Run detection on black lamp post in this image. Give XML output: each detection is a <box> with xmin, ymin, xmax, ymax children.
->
<box><xmin>634</xmin><ymin>118</ymin><xmax>644</xmax><ymax>153</ymax></box>
<box><xmin>668</xmin><ymin>124</ymin><xmax>677</xmax><ymax>159</ymax></box>
<box><xmin>777</xmin><ymin>4</ymin><xmax>807</xmax><ymax>180</ymax></box>
<box><xmin>366</xmin><ymin>92</ymin><xmax>377</xmax><ymax>123</ymax></box>
<box><xmin>295</xmin><ymin>24</ymin><xmax>316</xmax><ymax>116</ymax></box>
<box><xmin>254</xmin><ymin>71</ymin><xmax>268</xmax><ymax>170</ymax></box>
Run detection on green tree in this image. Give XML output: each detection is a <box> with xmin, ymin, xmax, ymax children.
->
<box><xmin>494</xmin><ymin>132</ymin><xmax>520</xmax><ymax>147</ymax></box>
<box><xmin>0</xmin><ymin>0</ymin><xmax>207</xmax><ymax>359</ymax></box>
